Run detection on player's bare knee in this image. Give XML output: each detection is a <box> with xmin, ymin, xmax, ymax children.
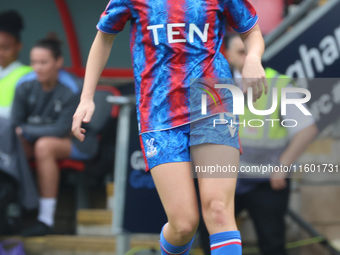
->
<box><xmin>169</xmin><ymin>209</ymin><xmax>199</xmax><ymax>236</ymax></box>
<box><xmin>169</xmin><ymin>217</ymin><xmax>199</xmax><ymax>238</ymax></box>
<box><xmin>203</xmin><ymin>199</ymin><xmax>231</xmax><ymax>225</ymax></box>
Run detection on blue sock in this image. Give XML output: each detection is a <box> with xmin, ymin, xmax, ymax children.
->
<box><xmin>160</xmin><ymin>225</ymin><xmax>194</xmax><ymax>255</ymax></box>
<box><xmin>210</xmin><ymin>231</ymin><xmax>242</xmax><ymax>255</ymax></box>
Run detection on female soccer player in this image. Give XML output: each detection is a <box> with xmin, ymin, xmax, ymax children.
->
<box><xmin>73</xmin><ymin>0</ymin><xmax>267</xmax><ymax>254</ymax></box>
<box><xmin>0</xmin><ymin>10</ymin><xmax>31</xmax><ymax>118</ymax></box>
<box><xmin>12</xmin><ymin>37</ymin><xmax>97</xmax><ymax>236</ymax></box>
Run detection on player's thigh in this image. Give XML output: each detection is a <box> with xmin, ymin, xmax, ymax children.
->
<box><xmin>150</xmin><ymin>162</ymin><xmax>199</xmax><ymax>222</ymax></box>
<box><xmin>141</xmin><ymin>125</ymin><xmax>199</xmax><ymax>221</ymax></box>
<box><xmin>35</xmin><ymin>136</ymin><xmax>72</xmax><ymax>159</ymax></box>
<box><xmin>190</xmin><ymin>114</ymin><xmax>241</xmax><ymax>179</ymax></box>
<box><xmin>192</xmin><ymin>143</ymin><xmax>239</xmax><ymax>179</ymax></box>
<box><xmin>192</xmin><ymin>144</ymin><xmax>239</xmax><ymax>211</ymax></box>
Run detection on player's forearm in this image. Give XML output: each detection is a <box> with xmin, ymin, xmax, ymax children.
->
<box><xmin>81</xmin><ymin>31</ymin><xmax>116</xmax><ymax>101</ymax></box>
<box><xmin>239</xmin><ymin>24</ymin><xmax>266</xmax><ymax>99</ymax></box>
<box><xmin>279</xmin><ymin>124</ymin><xmax>318</xmax><ymax>166</ymax></box>
<box><xmin>240</xmin><ymin>24</ymin><xmax>264</xmax><ymax>59</ymax></box>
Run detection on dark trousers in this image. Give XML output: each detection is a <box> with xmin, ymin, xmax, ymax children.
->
<box><xmin>199</xmin><ymin>181</ymin><xmax>290</xmax><ymax>255</ymax></box>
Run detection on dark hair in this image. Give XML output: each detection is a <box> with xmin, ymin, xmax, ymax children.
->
<box><xmin>34</xmin><ymin>34</ymin><xmax>62</xmax><ymax>59</ymax></box>
<box><xmin>0</xmin><ymin>10</ymin><xmax>24</xmax><ymax>41</ymax></box>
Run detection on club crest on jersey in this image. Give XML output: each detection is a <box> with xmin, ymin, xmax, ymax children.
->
<box><xmin>146</xmin><ymin>138</ymin><xmax>157</xmax><ymax>158</ymax></box>
<box><xmin>147</xmin><ymin>23</ymin><xmax>210</xmax><ymax>45</ymax></box>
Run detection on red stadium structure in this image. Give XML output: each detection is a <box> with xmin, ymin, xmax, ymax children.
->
<box><xmin>54</xmin><ymin>0</ymin><xmax>134</xmax><ymax>78</ymax></box>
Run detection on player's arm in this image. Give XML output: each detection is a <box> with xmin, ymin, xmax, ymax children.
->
<box><xmin>72</xmin><ymin>31</ymin><xmax>116</xmax><ymax>142</ymax></box>
<box><xmin>239</xmin><ymin>24</ymin><xmax>267</xmax><ymax>101</ymax></box>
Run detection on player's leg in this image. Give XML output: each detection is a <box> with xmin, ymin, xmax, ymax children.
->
<box><xmin>198</xmin><ymin>183</ymin><xmax>246</xmax><ymax>255</ymax></box>
<box><xmin>193</xmin><ymin>144</ymin><xmax>242</xmax><ymax>255</ymax></box>
<box><xmin>141</xmin><ymin>126</ymin><xmax>199</xmax><ymax>255</ymax></box>
<box><xmin>22</xmin><ymin>137</ymin><xmax>71</xmax><ymax>236</ymax></box>
<box><xmin>151</xmin><ymin>162</ymin><xmax>199</xmax><ymax>254</ymax></box>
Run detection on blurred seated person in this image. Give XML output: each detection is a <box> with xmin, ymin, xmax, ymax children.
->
<box><xmin>11</xmin><ymin>36</ymin><xmax>98</xmax><ymax>236</ymax></box>
<box><xmin>0</xmin><ymin>10</ymin><xmax>32</xmax><ymax>118</ymax></box>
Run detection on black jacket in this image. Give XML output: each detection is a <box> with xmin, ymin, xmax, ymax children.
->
<box><xmin>0</xmin><ymin>117</ymin><xmax>38</xmax><ymax>210</ymax></box>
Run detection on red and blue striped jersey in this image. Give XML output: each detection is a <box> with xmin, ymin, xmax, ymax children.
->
<box><xmin>97</xmin><ymin>0</ymin><xmax>258</xmax><ymax>133</ymax></box>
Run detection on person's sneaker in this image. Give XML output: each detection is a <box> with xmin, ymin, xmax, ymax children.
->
<box><xmin>21</xmin><ymin>221</ymin><xmax>53</xmax><ymax>237</ymax></box>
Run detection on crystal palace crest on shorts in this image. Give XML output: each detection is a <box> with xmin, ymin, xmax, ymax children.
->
<box><xmin>146</xmin><ymin>138</ymin><xmax>157</xmax><ymax>158</ymax></box>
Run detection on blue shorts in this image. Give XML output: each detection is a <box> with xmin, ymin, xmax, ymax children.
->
<box><xmin>139</xmin><ymin>114</ymin><xmax>241</xmax><ymax>171</ymax></box>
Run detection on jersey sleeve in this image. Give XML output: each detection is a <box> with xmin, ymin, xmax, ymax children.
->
<box><xmin>224</xmin><ymin>0</ymin><xmax>259</xmax><ymax>34</ymax></box>
<box><xmin>96</xmin><ymin>0</ymin><xmax>132</xmax><ymax>34</ymax></box>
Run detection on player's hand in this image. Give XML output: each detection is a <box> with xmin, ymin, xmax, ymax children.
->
<box><xmin>242</xmin><ymin>53</ymin><xmax>267</xmax><ymax>102</ymax></box>
<box><xmin>270</xmin><ymin>171</ymin><xmax>287</xmax><ymax>191</ymax></box>
<box><xmin>72</xmin><ymin>100</ymin><xmax>95</xmax><ymax>142</ymax></box>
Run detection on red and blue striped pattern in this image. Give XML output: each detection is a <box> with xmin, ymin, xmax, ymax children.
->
<box><xmin>210</xmin><ymin>238</ymin><xmax>242</xmax><ymax>251</ymax></box>
<box><xmin>97</xmin><ymin>0</ymin><xmax>258</xmax><ymax>133</ymax></box>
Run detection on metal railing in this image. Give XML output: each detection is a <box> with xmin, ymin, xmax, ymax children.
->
<box><xmin>106</xmin><ymin>95</ymin><xmax>136</xmax><ymax>255</ymax></box>
<box><xmin>264</xmin><ymin>0</ymin><xmax>319</xmax><ymax>48</ymax></box>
